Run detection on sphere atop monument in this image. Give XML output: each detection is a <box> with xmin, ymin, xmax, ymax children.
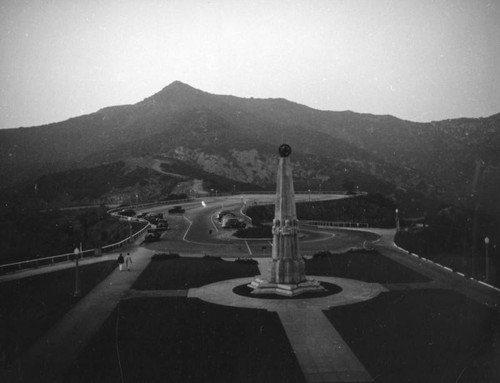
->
<box><xmin>278</xmin><ymin>144</ymin><xmax>292</xmax><ymax>157</ymax></box>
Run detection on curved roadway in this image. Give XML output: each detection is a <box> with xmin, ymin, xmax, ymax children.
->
<box><xmin>140</xmin><ymin>194</ymin><xmax>379</xmax><ymax>258</ymax></box>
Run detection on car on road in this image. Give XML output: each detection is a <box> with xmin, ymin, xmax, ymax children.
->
<box><xmin>169</xmin><ymin>206</ymin><xmax>185</xmax><ymax>214</ymax></box>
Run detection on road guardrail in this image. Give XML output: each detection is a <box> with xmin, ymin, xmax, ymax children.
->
<box><xmin>0</xmin><ymin>213</ymin><xmax>150</xmax><ymax>275</ymax></box>
<box><xmin>302</xmin><ymin>220</ymin><xmax>369</xmax><ymax>228</ymax></box>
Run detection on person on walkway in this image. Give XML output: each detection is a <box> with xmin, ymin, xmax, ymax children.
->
<box><xmin>125</xmin><ymin>253</ymin><xmax>132</xmax><ymax>271</ymax></box>
<box><xmin>117</xmin><ymin>253</ymin><xmax>124</xmax><ymax>271</ymax></box>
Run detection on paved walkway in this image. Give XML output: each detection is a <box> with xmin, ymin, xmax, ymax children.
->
<box><xmin>189</xmin><ymin>276</ymin><xmax>387</xmax><ymax>311</ymax></box>
<box><xmin>0</xmin><ymin>252</ymin><xmax>126</xmax><ymax>284</ymax></box>
<box><xmin>3</xmin><ymin>226</ymin><xmax>497</xmax><ymax>382</ymax></box>
<box><xmin>1</xmin><ymin>246</ymin><xmax>154</xmax><ymax>383</ymax></box>
<box><xmin>279</xmin><ymin>310</ymin><xmax>372</xmax><ymax>383</ymax></box>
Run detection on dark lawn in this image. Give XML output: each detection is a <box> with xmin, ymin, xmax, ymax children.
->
<box><xmin>65</xmin><ymin>297</ymin><xmax>305</xmax><ymax>383</ymax></box>
<box><xmin>306</xmin><ymin>250</ymin><xmax>431</xmax><ymax>283</ymax></box>
<box><xmin>133</xmin><ymin>257</ymin><xmax>260</xmax><ymax>290</ymax></box>
<box><xmin>0</xmin><ymin>261</ymin><xmax>117</xmax><ymax>361</ymax></box>
<box><xmin>325</xmin><ymin>289</ymin><xmax>500</xmax><ymax>383</ymax></box>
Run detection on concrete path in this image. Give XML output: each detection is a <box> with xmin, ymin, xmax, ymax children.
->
<box><xmin>0</xmin><ymin>237</ymin><xmax>147</xmax><ymax>284</ymax></box>
<box><xmin>0</xmin><ymin>252</ymin><xmax>124</xmax><ymax>284</ymax></box>
<box><xmin>279</xmin><ymin>310</ymin><xmax>372</xmax><ymax>383</ymax></box>
<box><xmin>2</xmin><ymin>247</ymin><xmax>154</xmax><ymax>383</ymax></box>
<box><xmin>189</xmin><ymin>276</ymin><xmax>387</xmax><ymax>311</ymax></box>
<box><xmin>125</xmin><ymin>289</ymin><xmax>189</xmax><ymax>298</ymax></box>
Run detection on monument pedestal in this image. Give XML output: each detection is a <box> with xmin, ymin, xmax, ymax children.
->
<box><xmin>249</xmin><ymin>277</ymin><xmax>325</xmax><ymax>297</ymax></box>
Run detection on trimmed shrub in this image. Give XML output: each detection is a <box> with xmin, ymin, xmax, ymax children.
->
<box><xmin>313</xmin><ymin>251</ymin><xmax>333</xmax><ymax>259</ymax></box>
<box><xmin>234</xmin><ymin>258</ymin><xmax>258</xmax><ymax>265</ymax></box>
<box><xmin>202</xmin><ymin>255</ymin><xmax>223</xmax><ymax>261</ymax></box>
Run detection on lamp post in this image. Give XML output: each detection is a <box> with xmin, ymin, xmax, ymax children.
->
<box><xmin>308</xmin><ymin>189</ymin><xmax>311</xmax><ymax>202</ymax></box>
<box><xmin>73</xmin><ymin>245</ymin><xmax>81</xmax><ymax>297</ymax></box>
<box><xmin>127</xmin><ymin>217</ymin><xmax>132</xmax><ymax>242</ymax></box>
<box><xmin>484</xmin><ymin>237</ymin><xmax>490</xmax><ymax>282</ymax></box>
<box><xmin>395</xmin><ymin>209</ymin><xmax>400</xmax><ymax>232</ymax></box>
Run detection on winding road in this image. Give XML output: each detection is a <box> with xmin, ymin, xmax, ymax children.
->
<box><xmin>140</xmin><ymin>194</ymin><xmax>378</xmax><ymax>257</ymax></box>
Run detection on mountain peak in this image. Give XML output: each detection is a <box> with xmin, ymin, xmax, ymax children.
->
<box><xmin>162</xmin><ymin>80</ymin><xmax>199</xmax><ymax>93</ymax></box>
<box><xmin>140</xmin><ymin>81</ymin><xmax>206</xmax><ymax>106</ymax></box>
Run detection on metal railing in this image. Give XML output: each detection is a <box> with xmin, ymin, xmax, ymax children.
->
<box><xmin>0</xmin><ymin>214</ymin><xmax>150</xmax><ymax>276</ymax></box>
<box><xmin>301</xmin><ymin>220</ymin><xmax>369</xmax><ymax>228</ymax></box>
<box><xmin>107</xmin><ymin>198</ymin><xmax>192</xmax><ymax>213</ymax></box>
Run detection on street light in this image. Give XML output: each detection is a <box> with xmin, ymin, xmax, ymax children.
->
<box><xmin>73</xmin><ymin>245</ymin><xmax>81</xmax><ymax>297</ymax></box>
<box><xmin>484</xmin><ymin>237</ymin><xmax>490</xmax><ymax>282</ymax></box>
<box><xmin>128</xmin><ymin>217</ymin><xmax>132</xmax><ymax>242</ymax></box>
<box><xmin>395</xmin><ymin>209</ymin><xmax>400</xmax><ymax>232</ymax></box>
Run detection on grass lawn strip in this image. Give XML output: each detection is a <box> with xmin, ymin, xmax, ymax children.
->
<box><xmin>306</xmin><ymin>250</ymin><xmax>431</xmax><ymax>283</ymax></box>
<box><xmin>65</xmin><ymin>297</ymin><xmax>306</xmax><ymax>383</ymax></box>
<box><xmin>0</xmin><ymin>260</ymin><xmax>117</xmax><ymax>362</ymax></box>
<box><xmin>325</xmin><ymin>289</ymin><xmax>500</xmax><ymax>382</ymax></box>
<box><xmin>133</xmin><ymin>257</ymin><xmax>260</xmax><ymax>290</ymax></box>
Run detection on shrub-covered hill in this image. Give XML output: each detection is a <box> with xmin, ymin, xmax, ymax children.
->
<box><xmin>2</xmin><ymin>81</ymin><xmax>498</xmax><ymax>214</ymax></box>
<box><xmin>0</xmin><ymin>159</ymin><xmax>261</xmax><ymax>209</ymax></box>
<box><xmin>33</xmin><ymin>161</ymin><xmax>178</xmax><ymax>204</ymax></box>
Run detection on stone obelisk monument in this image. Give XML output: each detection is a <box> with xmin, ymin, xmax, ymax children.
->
<box><xmin>249</xmin><ymin>144</ymin><xmax>325</xmax><ymax>296</ymax></box>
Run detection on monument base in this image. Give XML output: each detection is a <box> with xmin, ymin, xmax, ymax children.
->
<box><xmin>248</xmin><ymin>277</ymin><xmax>326</xmax><ymax>297</ymax></box>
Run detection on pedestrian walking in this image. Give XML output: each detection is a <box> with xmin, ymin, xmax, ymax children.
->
<box><xmin>117</xmin><ymin>253</ymin><xmax>124</xmax><ymax>271</ymax></box>
<box><xmin>125</xmin><ymin>253</ymin><xmax>132</xmax><ymax>271</ymax></box>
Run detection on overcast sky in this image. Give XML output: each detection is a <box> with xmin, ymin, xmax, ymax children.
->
<box><xmin>1</xmin><ymin>0</ymin><xmax>499</xmax><ymax>129</ymax></box>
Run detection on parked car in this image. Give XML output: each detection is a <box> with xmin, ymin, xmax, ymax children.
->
<box><xmin>144</xmin><ymin>229</ymin><xmax>161</xmax><ymax>242</ymax></box>
<box><xmin>144</xmin><ymin>213</ymin><xmax>163</xmax><ymax>224</ymax></box>
<box><xmin>216</xmin><ymin>210</ymin><xmax>233</xmax><ymax>221</ymax></box>
<box><xmin>156</xmin><ymin>219</ymin><xmax>169</xmax><ymax>230</ymax></box>
<box><xmin>169</xmin><ymin>206</ymin><xmax>185</xmax><ymax>214</ymax></box>
<box><xmin>118</xmin><ymin>209</ymin><xmax>136</xmax><ymax>217</ymax></box>
<box><xmin>221</xmin><ymin>217</ymin><xmax>246</xmax><ymax>229</ymax></box>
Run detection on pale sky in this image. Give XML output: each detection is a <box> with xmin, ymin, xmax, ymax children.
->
<box><xmin>1</xmin><ymin>0</ymin><xmax>499</xmax><ymax>129</ymax></box>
